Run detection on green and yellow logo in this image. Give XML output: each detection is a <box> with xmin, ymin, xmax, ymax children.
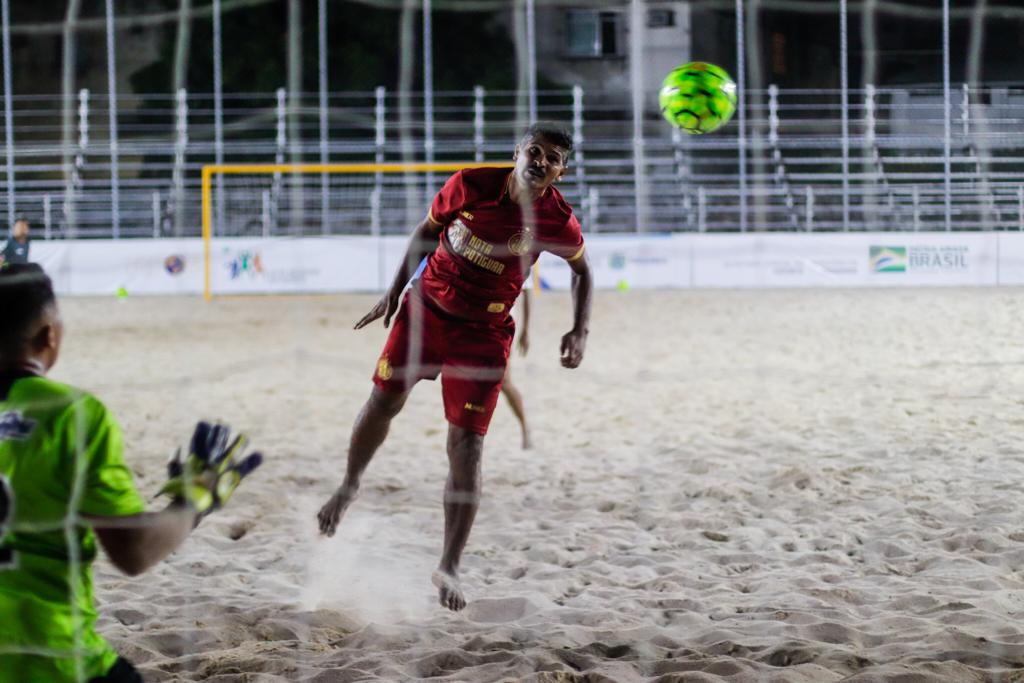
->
<box><xmin>869</xmin><ymin>246</ymin><xmax>907</xmax><ymax>273</ymax></box>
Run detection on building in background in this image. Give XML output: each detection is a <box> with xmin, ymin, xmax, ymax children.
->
<box><xmin>532</xmin><ymin>3</ymin><xmax>692</xmax><ymax>100</ymax></box>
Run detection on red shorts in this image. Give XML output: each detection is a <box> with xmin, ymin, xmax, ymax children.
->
<box><xmin>373</xmin><ymin>287</ymin><xmax>514</xmax><ymax>435</ymax></box>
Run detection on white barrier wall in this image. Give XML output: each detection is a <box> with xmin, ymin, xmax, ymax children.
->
<box><xmin>32</xmin><ymin>238</ymin><xmax>206</xmax><ymax>296</ymax></box>
<box><xmin>689</xmin><ymin>232</ymin><xmax>998</xmax><ymax>288</ymax></box>
<box><xmin>24</xmin><ymin>232</ymin><xmax>1024</xmax><ymax>296</ymax></box>
<box><xmin>208</xmin><ymin>237</ymin><xmax>409</xmax><ymax>294</ymax></box>
<box><xmin>534</xmin><ymin>233</ymin><xmax>690</xmax><ymax>290</ymax></box>
<box><xmin>993</xmin><ymin>233</ymin><xmax>1024</xmax><ymax>285</ymax></box>
<box><xmin>30</xmin><ymin>237</ymin><xmax>410</xmax><ymax>296</ymax></box>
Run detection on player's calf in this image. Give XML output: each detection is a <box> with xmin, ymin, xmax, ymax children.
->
<box><xmin>317</xmin><ymin>388</ymin><xmax>411</xmax><ymax>537</ymax></box>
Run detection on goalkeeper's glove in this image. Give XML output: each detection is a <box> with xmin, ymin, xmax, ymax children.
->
<box><xmin>157</xmin><ymin>421</ymin><xmax>263</xmax><ymax>520</ymax></box>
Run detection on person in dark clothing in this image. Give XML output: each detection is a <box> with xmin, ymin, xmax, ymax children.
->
<box><xmin>0</xmin><ymin>218</ymin><xmax>30</xmax><ymax>266</ymax></box>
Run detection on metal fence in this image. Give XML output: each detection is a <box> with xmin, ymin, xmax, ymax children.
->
<box><xmin>4</xmin><ymin>83</ymin><xmax>1024</xmax><ymax>238</ymax></box>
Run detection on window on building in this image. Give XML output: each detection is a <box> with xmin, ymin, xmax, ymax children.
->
<box><xmin>647</xmin><ymin>9</ymin><xmax>676</xmax><ymax>28</ymax></box>
<box><xmin>566</xmin><ymin>10</ymin><xmax>623</xmax><ymax>58</ymax></box>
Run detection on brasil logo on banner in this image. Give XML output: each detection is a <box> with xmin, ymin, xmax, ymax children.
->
<box><xmin>869</xmin><ymin>246</ymin><xmax>907</xmax><ymax>273</ymax></box>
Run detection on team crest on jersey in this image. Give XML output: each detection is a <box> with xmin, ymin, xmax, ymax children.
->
<box><xmin>376</xmin><ymin>356</ymin><xmax>394</xmax><ymax>381</ymax></box>
<box><xmin>448</xmin><ymin>219</ymin><xmax>471</xmax><ymax>254</ymax></box>
<box><xmin>0</xmin><ymin>411</ymin><xmax>35</xmax><ymax>441</ymax></box>
<box><xmin>508</xmin><ymin>227</ymin><xmax>534</xmax><ymax>256</ymax></box>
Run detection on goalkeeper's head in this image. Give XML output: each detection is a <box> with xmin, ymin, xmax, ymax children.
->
<box><xmin>0</xmin><ymin>263</ymin><xmax>62</xmax><ymax>373</ymax></box>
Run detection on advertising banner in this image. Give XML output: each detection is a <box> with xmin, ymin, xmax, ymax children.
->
<box><xmin>22</xmin><ymin>232</ymin><xmax>1019</xmax><ymax>297</ymax></box>
<box><xmin>996</xmin><ymin>233</ymin><xmax>1024</xmax><ymax>285</ymax></box>
<box><xmin>31</xmin><ymin>239</ymin><xmax>205</xmax><ymax>296</ymax></box>
<box><xmin>690</xmin><ymin>233</ymin><xmax>998</xmax><ymax>288</ymax></box>
<box><xmin>209</xmin><ymin>237</ymin><xmax>403</xmax><ymax>295</ymax></box>
<box><xmin>534</xmin><ymin>233</ymin><xmax>690</xmax><ymax>291</ymax></box>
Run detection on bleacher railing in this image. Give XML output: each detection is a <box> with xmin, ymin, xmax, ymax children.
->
<box><xmin>4</xmin><ymin>84</ymin><xmax>1024</xmax><ymax>238</ymax></box>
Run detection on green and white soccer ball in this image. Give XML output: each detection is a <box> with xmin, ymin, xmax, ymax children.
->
<box><xmin>658</xmin><ymin>62</ymin><xmax>738</xmax><ymax>134</ymax></box>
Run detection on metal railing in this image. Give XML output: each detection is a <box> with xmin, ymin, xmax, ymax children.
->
<box><xmin>4</xmin><ymin>84</ymin><xmax>1024</xmax><ymax>238</ymax></box>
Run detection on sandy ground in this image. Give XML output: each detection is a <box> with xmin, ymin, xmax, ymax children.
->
<box><xmin>51</xmin><ymin>288</ymin><xmax>1024</xmax><ymax>682</ymax></box>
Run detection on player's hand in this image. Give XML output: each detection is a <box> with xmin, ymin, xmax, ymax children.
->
<box><xmin>560</xmin><ymin>327</ymin><xmax>587</xmax><ymax>368</ymax></box>
<box><xmin>517</xmin><ymin>331</ymin><xmax>530</xmax><ymax>357</ymax></box>
<box><xmin>157</xmin><ymin>422</ymin><xmax>263</xmax><ymax>521</ymax></box>
<box><xmin>355</xmin><ymin>291</ymin><xmax>400</xmax><ymax>330</ymax></box>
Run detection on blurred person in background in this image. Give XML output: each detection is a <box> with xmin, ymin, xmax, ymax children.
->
<box><xmin>0</xmin><ymin>218</ymin><xmax>30</xmax><ymax>267</ymax></box>
<box><xmin>501</xmin><ymin>288</ymin><xmax>532</xmax><ymax>450</ymax></box>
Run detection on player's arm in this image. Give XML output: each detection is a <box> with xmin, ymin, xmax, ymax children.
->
<box><xmin>355</xmin><ymin>216</ymin><xmax>443</xmax><ymax>330</ymax></box>
<box><xmin>88</xmin><ymin>421</ymin><xmax>261</xmax><ymax>577</ymax></box>
<box><xmin>88</xmin><ymin>504</ymin><xmax>196</xmax><ymax>577</ymax></box>
<box><xmin>560</xmin><ymin>252</ymin><xmax>592</xmax><ymax>369</ymax></box>
<box><xmin>518</xmin><ymin>288</ymin><xmax>531</xmax><ymax>356</ymax></box>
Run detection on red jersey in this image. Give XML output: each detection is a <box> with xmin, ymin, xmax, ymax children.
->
<box><xmin>420</xmin><ymin>167</ymin><xmax>585</xmax><ymax>322</ymax></box>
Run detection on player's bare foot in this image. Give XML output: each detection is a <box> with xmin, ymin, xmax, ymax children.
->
<box><xmin>432</xmin><ymin>568</ymin><xmax>466</xmax><ymax>611</ymax></box>
<box><xmin>521</xmin><ymin>430</ymin><xmax>533</xmax><ymax>450</ymax></box>
<box><xmin>317</xmin><ymin>486</ymin><xmax>358</xmax><ymax>537</ymax></box>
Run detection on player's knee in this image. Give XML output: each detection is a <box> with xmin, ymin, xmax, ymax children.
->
<box><xmin>367</xmin><ymin>387</ymin><xmax>408</xmax><ymax>419</ymax></box>
<box><xmin>447</xmin><ymin>459</ymin><xmax>481</xmax><ymax>492</ymax></box>
<box><xmin>448</xmin><ymin>448</ymin><xmax>481</xmax><ymax>472</ymax></box>
<box><xmin>446</xmin><ymin>428</ymin><xmax>483</xmax><ymax>470</ymax></box>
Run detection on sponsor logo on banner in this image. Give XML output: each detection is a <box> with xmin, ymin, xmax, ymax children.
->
<box><xmin>869</xmin><ymin>245</ymin><xmax>968</xmax><ymax>274</ymax></box>
<box><xmin>606</xmin><ymin>248</ymin><xmax>669</xmax><ymax>271</ymax></box>
<box><xmin>908</xmin><ymin>244</ymin><xmax>968</xmax><ymax>270</ymax></box>
<box><xmin>221</xmin><ymin>245</ymin><xmax>324</xmax><ymax>287</ymax></box>
<box><xmin>869</xmin><ymin>246</ymin><xmax>907</xmax><ymax>272</ymax></box>
<box><xmin>226</xmin><ymin>250</ymin><xmax>264</xmax><ymax>280</ymax></box>
<box><xmin>164</xmin><ymin>255</ymin><xmax>185</xmax><ymax>275</ymax></box>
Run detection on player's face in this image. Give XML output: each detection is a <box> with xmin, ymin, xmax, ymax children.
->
<box><xmin>513</xmin><ymin>136</ymin><xmax>568</xmax><ymax>192</ymax></box>
<box><xmin>12</xmin><ymin>220</ymin><xmax>28</xmax><ymax>239</ymax></box>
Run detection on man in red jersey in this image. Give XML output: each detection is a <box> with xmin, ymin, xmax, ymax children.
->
<box><xmin>317</xmin><ymin>123</ymin><xmax>593</xmax><ymax>611</ymax></box>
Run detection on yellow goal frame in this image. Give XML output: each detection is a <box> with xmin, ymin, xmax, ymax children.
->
<box><xmin>201</xmin><ymin>162</ymin><xmax>512</xmax><ymax>301</ymax></box>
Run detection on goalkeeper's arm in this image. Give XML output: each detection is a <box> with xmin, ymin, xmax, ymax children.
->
<box><xmin>88</xmin><ymin>505</ymin><xmax>196</xmax><ymax>576</ymax></box>
<box><xmin>89</xmin><ymin>421</ymin><xmax>262</xmax><ymax>577</ymax></box>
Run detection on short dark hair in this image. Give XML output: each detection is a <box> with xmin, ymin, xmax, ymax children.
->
<box><xmin>0</xmin><ymin>263</ymin><xmax>56</xmax><ymax>355</ymax></box>
<box><xmin>520</xmin><ymin>122</ymin><xmax>574</xmax><ymax>158</ymax></box>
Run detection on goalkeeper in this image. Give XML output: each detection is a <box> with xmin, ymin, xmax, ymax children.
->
<box><xmin>0</xmin><ymin>263</ymin><xmax>262</xmax><ymax>683</ymax></box>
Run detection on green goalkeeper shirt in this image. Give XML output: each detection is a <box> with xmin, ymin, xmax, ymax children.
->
<box><xmin>0</xmin><ymin>372</ymin><xmax>144</xmax><ymax>683</ymax></box>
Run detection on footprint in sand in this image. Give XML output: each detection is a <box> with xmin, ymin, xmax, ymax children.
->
<box><xmin>465</xmin><ymin>596</ymin><xmax>541</xmax><ymax>623</ymax></box>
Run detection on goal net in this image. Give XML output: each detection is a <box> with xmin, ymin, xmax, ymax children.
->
<box><xmin>200</xmin><ymin>163</ymin><xmax>512</xmax><ymax>300</ymax></box>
